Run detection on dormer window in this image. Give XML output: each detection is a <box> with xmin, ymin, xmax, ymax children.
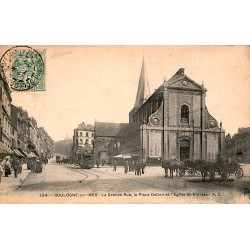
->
<box><xmin>180</xmin><ymin>105</ymin><xmax>189</xmax><ymax>124</ymax></box>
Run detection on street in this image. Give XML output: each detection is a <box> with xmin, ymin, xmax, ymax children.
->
<box><xmin>0</xmin><ymin>162</ymin><xmax>249</xmax><ymax>203</ymax></box>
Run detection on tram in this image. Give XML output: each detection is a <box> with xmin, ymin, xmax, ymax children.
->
<box><xmin>79</xmin><ymin>153</ymin><xmax>94</xmax><ymax>169</ymax></box>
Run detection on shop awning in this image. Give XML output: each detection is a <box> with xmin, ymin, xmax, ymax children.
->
<box><xmin>18</xmin><ymin>149</ymin><xmax>28</xmax><ymax>156</ymax></box>
<box><xmin>113</xmin><ymin>154</ymin><xmax>132</xmax><ymax>159</ymax></box>
<box><xmin>12</xmin><ymin>148</ymin><xmax>25</xmax><ymax>157</ymax></box>
<box><xmin>0</xmin><ymin>142</ymin><xmax>13</xmax><ymax>154</ymax></box>
<box><xmin>27</xmin><ymin>152</ymin><xmax>38</xmax><ymax>158</ymax></box>
<box><xmin>113</xmin><ymin>154</ymin><xmax>123</xmax><ymax>158</ymax></box>
<box><xmin>122</xmin><ymin>154</ymin><xmax>132</xmax><ymax>159</ymax></box>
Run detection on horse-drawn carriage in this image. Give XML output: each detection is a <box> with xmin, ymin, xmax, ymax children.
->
<box><xmin>181</xmin><ymin>159</ymin><xmax>243</xmax><ymax>181</ymax></box>
<box><xmin>162</xmin><ymin>158</ymin><xmax>244</xmax><ymax>181</ymax></box>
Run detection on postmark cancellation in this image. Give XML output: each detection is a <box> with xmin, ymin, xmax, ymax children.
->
<box><xmin>0</xmin><ymin>46</ymin><xmax>45</xmax><ymax>91</ymax></box>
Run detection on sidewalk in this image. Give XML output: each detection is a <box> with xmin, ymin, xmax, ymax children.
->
<box><xmin>0</xmin><ymin>165</ymin><xmax>31</xmax><ymax>195</ymax></box>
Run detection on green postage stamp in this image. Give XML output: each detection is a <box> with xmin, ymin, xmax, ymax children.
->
<box><xmin>0</xmin><ymin>46</ymin><xmax>45</xmax><ymax>91</ymax></box>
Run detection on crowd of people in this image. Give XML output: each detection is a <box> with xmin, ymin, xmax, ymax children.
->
<box><xmin>0</xmin><ymin>155</ymin><xmax>23</xmax><ymax>181</ymax></box>
<box><xmin>112</xmin><ymin>159</ymin><xmax>146</xmax><ymax>176</ymax></box>
<box><xmin>0</xmin><ymin>155</ymin><xmax>48</xmax><ymax>182</ymax></box>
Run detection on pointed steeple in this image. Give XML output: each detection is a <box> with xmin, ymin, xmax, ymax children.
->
<box><xmin>134</xmin><ymin>57</ymin><xmax>151</xmax><ymax>109</ymax></box>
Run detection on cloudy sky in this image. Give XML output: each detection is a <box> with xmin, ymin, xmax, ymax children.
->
<box><xmin>0</xmin><ymin>45</ymin><xmax>249</xmax><ymax>141</ymax></box>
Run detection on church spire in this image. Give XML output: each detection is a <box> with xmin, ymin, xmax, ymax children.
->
<box><xmin>134</xmin><ymin>57</ymin><xmax>151</xmax><ymax>109</ymax></box>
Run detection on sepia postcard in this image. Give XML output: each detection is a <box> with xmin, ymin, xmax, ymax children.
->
<box><xmin>0</xmin><ymin>45</ymin><xmax>249</xmax><ymax>204</ymax></box>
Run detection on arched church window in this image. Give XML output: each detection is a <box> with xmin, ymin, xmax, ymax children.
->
<box><xmin>181</xmin><ymin>105</ymin><xmax>189</xmax><ymax>124</ymax></box>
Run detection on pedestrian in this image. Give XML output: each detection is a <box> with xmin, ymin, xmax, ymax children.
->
<box><xmin>4</xmin><ymin>160</ymin><xmax>11</xmax><ymax>177</ymax></box>
<box><xmin>136</xmin><ymin>161</ymin><xmax>141</xmax><ymax>176</ymax></box>
<box><xmin>12</xmin><ymin>156</ymin><xmax>19</xmax><ymax>178</ymax></box>
<box><xmin>36</xmin><ymin>159</ymin><xmax>43</xmax><ymax>173</ymax></box>
<box><xmin>113</xmin><ymin>159</ymin><xmax>117</xmax><ymax>172</ymax></box>
<box><xmin>141</xmin><ymin>162</ymin><xmax>146</xmax><ymax>174</ymax></box>
<box><xmin>18</xmin><ymin>157</ymin><xmax>23</xmax><ymax>174</ymax></box>
<box><xmin>131</xmin><ymin>160</ymin><xmax>135</xmax><ymax>172</ymax></box>
<box><xmin>124</xmin><ymin>160</ymin><xmax>128</xmax><ymax>174</ymax></box>
<box><xmin>128</xmin><ymin>161</ymin><xmax>133</xmax><ymax>172</ymax></box>
<box><xmin>0</xmin><ymin>161</ymin><xmax>3</xmax><ymax>183</ymax></box>
<box><xmin>96</xmin><ymin>159</ymin><xmax>100</xmax><ymax>168</ymax></box>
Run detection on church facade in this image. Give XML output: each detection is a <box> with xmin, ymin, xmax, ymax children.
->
<box><xmin>122</xmin><ymin>60</ymin><xmax>225</xmax><ymax>163</ymax></box>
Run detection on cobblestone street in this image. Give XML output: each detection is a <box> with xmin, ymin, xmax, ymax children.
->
<box><xmin>1</xmin><ymin>163</ymin><xmax>249</xmax><ymax>203</ymax></box>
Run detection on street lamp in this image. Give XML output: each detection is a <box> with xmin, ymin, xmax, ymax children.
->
<box><xmin>219</xmin><ymin>122</ymin><xmax>222</xmax><ymax>159</ymax></box>
<box><xmin>142</xmin><ymin>118</ymin><xmax>146</xmax><ymax>163</ymax></box>
<box><xmin>192</xmin><ymin>118</ymin><xmax>194</xmax><ymax>161</ymax></box>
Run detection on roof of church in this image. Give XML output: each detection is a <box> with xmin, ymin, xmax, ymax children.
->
<box><xmin>95</xmin><ymin>122</ymin><xmax>129</xmax><ymax>137</ymax></box>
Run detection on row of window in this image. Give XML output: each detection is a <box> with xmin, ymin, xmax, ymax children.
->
<box><xmin>2</xmin><ymin>114</ymin><xmax>11</xmax><ymax>136</ymax></box>
<box><xmin>76</xmin><ymin>138</ymin><xmax>94</xmax><ymax>144</ymax></box>
<box><xmin>75</xmin><ymin>131</ymin><xmax>94</xmax><ymax>137</ymax></box>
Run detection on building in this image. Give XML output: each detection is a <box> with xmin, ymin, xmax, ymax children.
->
<box><xmin>38</xmin><ymin>127</ymin><xmax>54</xmax><ymax>158</ymax></box>
<box><xmin>225</xmin><ymin>127</ymin><xmax>250</xmax><ymax>163</ymax></box>
<box><xmin>94</xmin><ymin>122</ymin><xmax>128</xmax><ymax>164</ymax></box>
<box><xmin>15</xmin><ymin>107</ymin><xmax>29</xmax><ymax>152</ymax></box>
<box><xmin>10</xmin><ymin>105</ymin><xmax>18</xmax><ymax>148</ymax></box>
<box><xmin>72</xmin><ymin>122</ymin><xmax>94</xmax><ymax>163</ymax></box>
<box><xmin>26</xmin><ymin>117</ymin><xmax>39</xmax><ymax>153</ymax></box>
<box><xmin>0</xmin><ymin>75</ymin><xmax>13</xmax><ymax>155</ymax></box>
<box><xmin>0</xmin><ymin>75</ymin><xmax>54</xmax><ymax>158</ymax></box>
<box><xmin>122</xmin><ymin>60</ymin><xmax>225</xmax><ymax>163</ymax></box>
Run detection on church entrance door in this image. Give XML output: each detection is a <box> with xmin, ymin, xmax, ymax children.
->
<box><xmin>180</xmin><ymin>140</ymin><xmax>190</xmax><ymax>161</ymax></box>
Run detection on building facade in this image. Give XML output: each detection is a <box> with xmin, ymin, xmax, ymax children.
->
<box><xmin>123</xmin><ymin>61</ymin><xmax>225</xmax><ymax>163</ymax></box>
<box><xmin>0</xmin><ymin>74</ymin><xmax>54</xmax><ymax>158</ymax></box>
<box><xmin>15</xmin><ymin>107</ymin><xmax>29</xmax><ymax>152</ymax></box>
<box><xmin>72</xmin><ymin>122</ymin><xmax>94</xmax><ymax>162</ymax></box>
<box><xmin>225</xmin><ymin>127</ymin><xmax>250</xmax><ymax>163</ymax></box>
<box><xmin>38</xmin><ymin>127</ymin><xmax>54</xmax><ymax>158</ymax></box>
<box><xmin>10</xmin><ymin>105</ymin><xmax>18</xmax><ymax>148</ymax></box>
<box><xmin>94</xmin><ymin>122</ymin><xmax>128</xmax><ymax>164</ymax></box>
<box><xmin>0</xmin><ymin>76</ymin><xmax>13</xmax><ymax>155</ymax></box>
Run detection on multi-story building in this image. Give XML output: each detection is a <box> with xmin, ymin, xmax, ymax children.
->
<box><xmin>25</xmin><ymin>117</ymin><xmax>37</xmax><ymax>152</ymax></box>
<box><xmin>0</xmin><ymin>75</ymin><xmax>13</xmax><ymax>155</ymax></box>
<box><xmin>225</xmin><ymin>127</ymin><xmax>250</xmax><ymax>163</ymax></box>
<box><xmin>15</xmin><ymin>107</ymin><xmax>29</xmax><ymax>152</ymax></box>
<box><xmin>72</xmin><ymin>122</ymin><xmax>94</xmax><ymax>162</ymax></box>
<box><xmin>10</xmin><ymin>105</ymin><xmax>18</xmax><ymax>148</ymax></box>
<box><xmin>39</xmin><ymin>127</ymin><xmax>54</xmax><ymax>158</ymax></box>
<box><xmin>0</xmin><ymin>76</ymin><xmax>54</xmax><ymax>158</ymax></box>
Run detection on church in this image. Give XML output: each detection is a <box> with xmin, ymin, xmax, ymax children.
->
<box><xmin>121</xmin><ymin>59</ymin><xmax>225</xmax><ymax>163</ymax></box>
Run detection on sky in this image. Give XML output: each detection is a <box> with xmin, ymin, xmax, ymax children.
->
<box><xmin>0</xmin><ymin>45</ymin><xmax>249</xmax><ymax>141</ymax></box>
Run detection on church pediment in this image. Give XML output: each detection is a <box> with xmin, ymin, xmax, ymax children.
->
<box><xmin>168</xmin><ymin>76</ymin><xmax>203</xmax><ymax>91</ymax></box>
<box><xmin>166</xmin><ymin>68</ymin><xmax>205</xmax><ymax>92</ymax></box>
